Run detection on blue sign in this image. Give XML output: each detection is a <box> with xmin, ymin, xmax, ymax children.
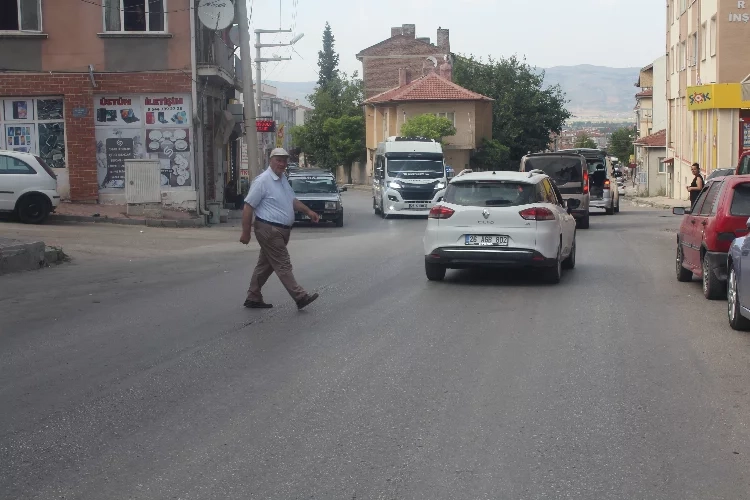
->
<box><xmin>72</xmin><ymin>107</ymin><xmax>88</xmax><ymax>118</ymax></box>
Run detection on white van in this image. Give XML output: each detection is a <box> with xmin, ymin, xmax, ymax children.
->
<box><xmin>372</xmin><ymin>137</ymin><xmax>448</xmax><ymax>218</ymax></box>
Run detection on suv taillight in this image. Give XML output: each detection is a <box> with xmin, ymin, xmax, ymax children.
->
<box><xmin>428</xmin><ymin>205</ymin><xmax>454</xmax><ymax>219</ymax></box>
<box><xmin>604</xmin><ymin>179</ymin><xmax>611</xmax><ymax>190</ymax></box>
<box><xmin>519</xmin><ymin>207</ymin><xmax>555</xmax><ymax>221</ymax></box>
<box><xmin>583</xmin><ymin>169</ymin><xmax>589</xmax><ymax>194</ymax></box>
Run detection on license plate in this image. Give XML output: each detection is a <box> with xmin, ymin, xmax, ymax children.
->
<box><xmin>465</xmin><ymin>235</ymin><xmax>508</xmax><ymax>246</ymax></box>
<box><xmin>408</xmin><ymin>203</ymin><xmax>429</xmax><ymax>209</ymax></box>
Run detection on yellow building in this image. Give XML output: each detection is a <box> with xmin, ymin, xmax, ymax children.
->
<box><xmin>667</xmin><ymin>0</ymin><xmax>750</xmax><ymax>200</ymax></box>
<box><xmin>362</xmin><ymin>71</ymin><xmax>493</xmax><ymax>178</ymax></box>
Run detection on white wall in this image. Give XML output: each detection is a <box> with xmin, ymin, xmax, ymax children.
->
<box><xmin>653</xmin><ymin>55</ymin><xmax>668</xmax><ymax>131</ymax></box>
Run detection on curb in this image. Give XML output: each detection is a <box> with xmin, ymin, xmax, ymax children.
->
<box><xmin>49</xmin><ymin>214</ymin><xmax>207</xmax><ymax>228</ymax></box>
<box><xmin>0</xmin><ymin>239</ymin><xmax>67</xmax><ymax>274</ymax></box>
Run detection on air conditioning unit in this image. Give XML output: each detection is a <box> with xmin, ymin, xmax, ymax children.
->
<box><xmin>125</xmin><ymin>159</ymin><xmax>161</xmax><ymax>204</ymax></box>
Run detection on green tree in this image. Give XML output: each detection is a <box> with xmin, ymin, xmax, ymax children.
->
<box><xmin>317</xmin><ymin>22</ymin><xmax>340</xmax><ymax>88</ymax></box>
<box><xmin>608</xmin><ymin>126</ymin><xmax>636</xmax><ymax>164</ymax></box>
<box><xmin>399</xmin><ymin>114</ymin><xmax>457</xmax><ymax>143</ymax></box>
<box><xmin>574</xmin><ymin>132</ymin><xmax>597</xmax><ymax>149</ymax></box>
<box><xmin>323</xmin><ymin>115</ymin><xmax>365</xmax><ymax>184</ymax></box>
<box><xmin>453</xmin><ymin>55</ymin><xmax>570</xmax><ymax>159</ymax></box>
<box><xmin>471</xmin><ymin>138</ymin><xmax>511</xmax><ymax>170</ymax></box>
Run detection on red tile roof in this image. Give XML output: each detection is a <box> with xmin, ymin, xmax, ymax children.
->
<box><xmin>363</xmin><ymin>72</ymin><xmax>493</xmax><ymax>104</ymax></box>
<box><xmin>636</xmin><ymin>89</ymin><xmax>653</xmax><ymax>98</ymax></box>
<box><xmin>634</xmin><ymin>129</ymin><xmax>666</xmax><ymax>147</ymax></box>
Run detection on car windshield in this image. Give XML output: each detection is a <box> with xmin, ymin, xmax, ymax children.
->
<box><xmin>585</xmin><ymin>158</ymin><xmax>607</xmax><ymax>174</ymax></box>
<box><xmin>525</xmin><ymin>157</ymin><xmax>582</xmax><ymax>184</ymax></box>
<box><xmin>387</xmin><ymin>159</ymin><xmax>444</xmax><ymax>177</ymax></box>
<box><xmin>289</xmin><ymin>176</ymin><xmax>338</xmax><ymax>194</ymax></box>
<box><xmin>444</xmin><ymin>181</ymin><xmax>537</xmax><ymax>207</ymax></box>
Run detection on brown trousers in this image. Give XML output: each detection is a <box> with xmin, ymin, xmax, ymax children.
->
<box><xmin>247</xmin><ymin>220</ymin><xmax>307</xmax><ymax>302</ymax></box>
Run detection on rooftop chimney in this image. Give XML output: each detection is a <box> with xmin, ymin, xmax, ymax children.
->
<box><xmin>437</xmin><ymin>27</ymin><xmax>450</xmax><ymax>53</ymax></box>
<box><xmin>390</xmin><ymin>26</ymin><xmax>402</xmax><ymax>37</ymax></box>
<box><xmin>439</xmin><ymin>56</ymin><xmax>452</xmax><ymax>81</ymax></box>
<box><xmin>398</xmin><ymin>68</ymin><xmax>411</xmax><ymax>87</ymax></box>
<box><xmin>402</xmin><ymin>24</ymin><xmax>416</xmax><ymax>38</ymax></box>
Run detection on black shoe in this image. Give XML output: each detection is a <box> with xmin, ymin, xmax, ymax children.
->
<box><xmin>244</xmin><ymin>299</ymin><xmax>273</xmax><ymax>308</ymax></box>
<box><xmin>296</xmin><ymin>293</ymin><xmax>319</xmax><ymax>310</ymax></box>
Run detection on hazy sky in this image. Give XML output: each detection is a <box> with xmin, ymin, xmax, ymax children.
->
<box><xmin>245</xmin><ymin>0</ymin><xmax>665</xmax><ymax>83</ymax></box>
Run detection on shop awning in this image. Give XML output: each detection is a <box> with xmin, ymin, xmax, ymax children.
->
<box><xmin>662</xmin><ymin>158</ymin><xmax>675</xmax><ymax>164</ymax></box>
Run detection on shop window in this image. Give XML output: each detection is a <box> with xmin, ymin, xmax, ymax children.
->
<box><xmin>0</xmin><ymin>98</ymin><xmax>66</xmax><ymax>169</ymax></box>
<box><xmin>0</xmin><ymin>0</ymin><xmax>41</xmax><ymax>31</ymax></box>
<box><xmin>104</xmin><ymin>0</ymin><xmax>165</xmax><ymax>32</ymax></box>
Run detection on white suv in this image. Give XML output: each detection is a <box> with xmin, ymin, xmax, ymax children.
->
<box><xmin>0</xmin><ymin>150</ymin><xmax>60</xmax><ymax>224</ymax></box>
<box><xmin>423</xmin><ymin>170</ymin><xmax>577</xmax><ymax>283</ymax></box>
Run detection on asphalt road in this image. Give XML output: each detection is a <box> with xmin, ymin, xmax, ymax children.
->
<box><xmin>2</xmin><ymin>191</ymin><xmax>750</xmax><ymax>499</ymax></box>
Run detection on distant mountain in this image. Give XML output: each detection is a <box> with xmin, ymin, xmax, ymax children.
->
<box><xmin>540</xmin><ymin>65</ymin><xmax>640</xmax><ymax>121</ymax></box>
<box><xmin>268</xmin><ymin>65</ymin><xmax>641</xmax><ymax>120</ymax></box>
<box><xmin>265</xmin><ymin>81</ymin><xmax>316</xmax><ymax>107</ymax></box>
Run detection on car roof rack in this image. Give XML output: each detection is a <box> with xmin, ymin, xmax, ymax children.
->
<box><xmin>527</xmin><ymin>169</ymin><xmax>546</xmax><ymax>177</ymax></box>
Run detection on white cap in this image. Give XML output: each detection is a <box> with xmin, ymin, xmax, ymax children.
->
<box><xmin>270</xmin><ymin>148</ymin><xmax>289</xmax><ymax>158</ymax></box>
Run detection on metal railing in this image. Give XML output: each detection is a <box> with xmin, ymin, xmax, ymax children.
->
<box><xmin>197</xmin><ymin>28</ymin><xmax>238</xmax><ymax>81</ymax></box>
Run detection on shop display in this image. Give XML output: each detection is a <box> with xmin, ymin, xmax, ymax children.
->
<box><xmin>0</xmin><ymin>98</ymin><xmax>65</xmax><ymax>167</ymax></box>
<box><xmin>4</xmin><ymin>99</ymin><xmax>33</xmax><ymax>121</ymax></box>
<box><xmin>38</xmin><ymin>122</ymin><xmax>65</xmax><ymax>169</ymax></box>
<box><xmin>5</xmin><ymin>125</ymin><xmax>34</xmax><ymax>153</ymax></box>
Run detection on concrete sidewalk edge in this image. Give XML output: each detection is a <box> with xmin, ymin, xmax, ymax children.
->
<box><xmin>49</xmin><ymin>214</ymin><xmax>207</xmax><ymax>228</ymax></box>
<box><xmin>0</xmin><ymin>239</ymin><xmax>68</xmax><ymax>275</ymax></box>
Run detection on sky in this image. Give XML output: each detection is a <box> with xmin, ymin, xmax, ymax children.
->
<box><xmin>244</xmin><ymin>0</ymin><xmax>666</xmax><ymax>83</ymax></box>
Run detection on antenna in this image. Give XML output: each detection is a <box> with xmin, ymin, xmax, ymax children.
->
<box><xmin>198</xmin><ymin>0</ymin><xmax>235</xmax><ymax>31</ymax></box>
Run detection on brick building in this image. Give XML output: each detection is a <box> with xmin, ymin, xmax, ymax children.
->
<box><xmin>0</xmin><ymin>0</ymin><xmax>242</xmax><ymax>209</ymax></box>
<box><xmin>357</xmin><ymin>24</ymin><xmax>451</xmax><ymax>99</ymax></box>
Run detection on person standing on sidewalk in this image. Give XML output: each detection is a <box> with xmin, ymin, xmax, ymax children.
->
<box><xmin>239</xmin><ymin>148</ymin><xmax>320</xmax><ymax>310</ymax></box>
<box><xmin>687</xmin><ymin>162</ymin><xmax>704</xmax><ymax>208</ymax></box>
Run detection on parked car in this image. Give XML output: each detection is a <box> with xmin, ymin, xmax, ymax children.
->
<box><xmin>727</xmin><ymin>221</ymin><xmax>750</xmax><ymax>330</ymax></box>
<box><xmin>673</xmin><ymin>175</ymin><xmax>750</xmax><ymax>299</ymax></box>
<box><xmin>707</xmin><ymin>167</ymin><xmax>734</xmax><ymax>180</ymax></box>
<box><xmin>423</xmin><ymin>170</ymin><xmax>577</xmax><ymax>284</ymax></box>
<box><xmin>557</xmin><ymin>148</ymin><xmax>620</xmax><ymax>215</ymax></box>
<box><xmin>519</xmin><ymin>152</ymin><xmax>591</xmax><ymax>229</ymax></box>
<box><xmin>288</xmin><ymin>168</ymin><xmax>346</xmax><ymax>227</ymax></box>
<box><xmin>0</xmin><ymin>150</ymin><xmax>60</xmax><ymax>224</ymax></box>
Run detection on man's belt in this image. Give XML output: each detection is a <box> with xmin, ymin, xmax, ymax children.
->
<box><xmin>255</xmin><ymin>217</ymin><xmax>292</xmax><ymax>230</ymax></box>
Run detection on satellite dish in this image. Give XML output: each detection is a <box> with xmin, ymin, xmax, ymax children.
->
<box><xmin>198</xmin><ymin>0</ymin><xmax>235</xmax><ymax>31</ymax></box>
<box><xmin>229</xmin><ymin>24</ymin><xmax>240</xmax><ymax>46</ymax></box>
<box><xmin>426</xmin><ymin>56</ymin><xmax>437</xmax><ymax>67</ymax></box>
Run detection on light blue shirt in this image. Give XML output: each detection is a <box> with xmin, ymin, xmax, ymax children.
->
<box><xmin>244</xmin><ymin>167</ymin><xmax>296</xmax><ymax>226</ymax></box>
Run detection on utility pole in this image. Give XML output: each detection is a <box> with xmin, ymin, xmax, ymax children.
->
<box><xmin>255</xmin><ymin>29</ymin><xmax>304</xmax><ymax>165</ymax></box>
<box><xmin>235</xmin><ymin>0</ymin><xmax>261</xmax><ymax>180</ymax></box>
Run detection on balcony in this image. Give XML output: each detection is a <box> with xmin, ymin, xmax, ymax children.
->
<box><xmin>197</xmin><ymin>28</ymin><xmax>242</xmax><ymax>91</ymax></box>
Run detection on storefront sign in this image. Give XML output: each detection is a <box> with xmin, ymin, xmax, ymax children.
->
<box><xmin>688</xmin><ymin>91</ymin><xmax>711</xmax><ymax>106</ymax></box>
<box><xmin>686</xmin><ymin>84</ymin><xmax>750</xmax><ymax>110</ymax></box>
<box><xmin>103</xmin><ymin>137</ymin><xmax>133</xmax><ymax>186</ymax></box>
<box><xmin>95</xmin><ymin>94</ymin><xmax>193</xmax><ymax>190</ymax></box>
<box><xmin>72</xmin><ymin>107</ymin><xmax>88</xmax><ymax>118</ymax></box>
<box><xmin>275</xmin><ymin>123</ymin><xmax>285</xmax><ymax>147</ymax></box>
<box><xmin>729</xmin><ymin>1</ymin><xmax>750</xmax><ymax>22</ymax></box>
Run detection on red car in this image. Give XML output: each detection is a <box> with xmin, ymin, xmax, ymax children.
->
<box><xmin>673</xmin><ymin>174</ymin><xmax>750</xmax><ymax>299</ymax></box>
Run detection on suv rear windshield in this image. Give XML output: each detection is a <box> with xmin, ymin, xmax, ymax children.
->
<box><xmin>289</xmin><ymin>176</ymin><xmax>338</xmax><ymax>194</ymax></box>
<box><xmin>730</xmin><ymin>183</ymin><xmax>750</xmax><ymax>216</ymax></box>
<box><xmin>525</xmin><ymin>157</ymin><xmax>582</xmax><ymax>184</ymax></box>
<box><xmin>444</xmin><ymin>181</ymin><xmax>538</xmax><ymax>207</ymax></box>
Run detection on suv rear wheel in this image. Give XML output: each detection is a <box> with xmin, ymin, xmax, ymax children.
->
<box><xmin>728</xmin><ymin>267</ymin><xmax>750</xmax><ymax>330</ymax></box>
<box><xmin>542</xmin><ymin>243</ymin><xmax>562</xmax><ymax>284</ymax></box>
<box><xmin>425</xmin><ymin>262</ymin><xmax>446</xmax><ymax>281</ymax></box>
<box><xmin>17</xmin><ymin>194</ymin><xmax>50</xmax><ymax>224</ymax></box>
<box><xmin>702</xmin><ymin>253</ymin><xmax>725</xmax><ymax>300</ymax></box>
<box><xmin>562</xmin><ymin>235</ymin><xmax>576</xmax><ymax>270</ymax></box>
<box><xmin>578</xmin><ymin>214</ymin><xmax>590</xmax><ymax>229</ymax></box>
<box><xmin>676</xmin><ymin>242</ymin><xmax>692</xmax><ymax>282</ymax></box>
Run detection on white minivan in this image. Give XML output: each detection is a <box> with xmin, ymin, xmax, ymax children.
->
<box><xmin>0</xmin><ymin>150</ymin><xmax>60</xmax><ymax>224</ymax></box>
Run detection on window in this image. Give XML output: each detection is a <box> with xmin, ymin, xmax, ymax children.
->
<box><xmin>731</xmin><ymin>184</ymin><xmax>750</xmax><ymax>216</ymax></box>
<box><xmin>444</xmin><ymin>180</ymin><xmax>538</xmax><ymax>207</ymax></box>
<box><xmin>103</xmin><ymin>0</ymin><xmax>165</xmax><ymax>32</ymax></box>
<box><xmin>680</xmin><ymin>41</ymin><xmax>687</xmax><ymax>71</ymax></box>
<box><xmin>710</xmin><ymin>16</ymin><xmax>717</xmax><ymax>56</ymax></box>
<box><xmin>701</xmin><ymin>22</ymin><xmax>707</xmax><ymax>61</ymax></box>
<box><xmin>435</xmin><ymin>112</ymin><xmax>455</xmax><ymax>126</ymax></box>
<box><xmin>658</xmin><ymin>158</ymin><xmax>667</xmax><ymax>174</ymax></box>
<box><xmin>691</xmin><ymin>186</ymin><xmax>710</xmax><ymax>212</ymax></box>
<box><xmin>670</xmin><ymin>46</ymin><xmax>675</xmax><ymax>74</ymax></box>
<box><xmin>699</xmin><ymin>181</ymin><xmax>722</xmax><ymax>216</ymax></box>
<box><xmin>0</xmin><ymin>0</ymin><xmax>41</xmax><ymax>31</ymax></box>
<box><xmin>689</xmin><ymin>32</ymin><xmax>697</xmax><ymax>67</ymax></box>
<box><xmin>0</xmin><ymin>155</ymin><xmax>35</xmax><ymax>174</ymax></box>
<box><xmin>1</xmin><ymin>98</ymin><xmax>66</xmax><ymax>168</ymax></box>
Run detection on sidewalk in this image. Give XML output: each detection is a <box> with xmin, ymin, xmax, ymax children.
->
<box><xmin>51</xmin><ymin>202</ymin><xmax>206</xmax><ymax>228</ymax></box>
<box><xmin>623</xmin><ymin>184</ymin><xmax>689</xmax><ymax>210</ymax></box>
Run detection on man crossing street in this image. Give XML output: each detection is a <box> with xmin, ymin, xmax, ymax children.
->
<box><xmin>239</xmin><ymin>148</ymin><xmax>320</xmax><ymax>310</ymax></box>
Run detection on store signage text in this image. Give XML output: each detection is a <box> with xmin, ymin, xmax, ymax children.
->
<box><xmin>689</xmin><ymin>91</ymin><xmax>711</xmax><ymax>105</ymax></box>
<box><xmin>730</xmin><ymin>1</ymin><xmax>750</xmax><ymax>22</ymax></box>
<box><xmin>145</xmin><ymin>97</ymin><xmax>185</xmax><ymax>107</ymax></box>
<box><xmin>99</xmin><ymin>97</ymin><xmax>132</xmax><ymax>106</ymax></box>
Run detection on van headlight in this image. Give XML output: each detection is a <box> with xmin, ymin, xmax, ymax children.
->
<box><xmin>388</xmin><ymin>181</ymin><xmax>402</xmax><ymax>189</ymax></box>
<box><xmin>325</xmin><ymin>201</ymin><xmax>338</xmax><ymax>210</ymax></box>
<box><xmin>435</xmin><ymin>182</ymin><xmax>446</xmax><ymax>190</ymax></box>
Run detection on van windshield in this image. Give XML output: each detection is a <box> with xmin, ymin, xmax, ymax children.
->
<box><xmin>387</xmin><ymin>159</ymin><xmax>444</xmax><ymax>178</ymax></box>
<box><xmin>525</xmin><ymin>157</ymin><xmax>582</xmax><ymax>184</ymax></box>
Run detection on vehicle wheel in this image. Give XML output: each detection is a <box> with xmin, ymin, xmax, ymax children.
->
<box><xmin>335</xmin><ymin>214</ymin><xmax>344</xmax><ymax>227</ymax></box>
<box><xmin>702</xmin><ymin>253</ymin><xmax>726</xmax><ymax>300</ymax></box>
<box><xmin>425</xmin><ymin>262</ymin><xmax>446</xmax><ymax>281</ymax></box>
<box><xmin>728</xmin><ymin>267</ymin><xmax>750</xmax><ymax>330</ymax></box>
<box><xmin>17</xmin><ymin>194</ymin><xmax>50</xmax><ymax>224</ymax></box>
<box><xmin>676</xmin><ymin>242</ymin><xmax>692</xmax><ymax>282</ymax></box>
<box><xmin>373</xmin><ymin>197</ymin><xmax>381</xmax><ymax>215</ymax></box>
<box><xmin>605</xmin><ymin>205</ymin><xmax>614</xmax><ymax>215</ymax></box>
<box><xmin>562</xmin><ymin>236</ymin><xmax>576</xmax><ymax>270</ymax></box>
<box><xmin>614</xmin><ymin>200</ymin><xmax>620</xmax><ymax>213</ymax></box>
<box><xmin>380</xmin><ymin>196</ymin><xmax>387</xmax><ymax>219</ymax></box>
<box><xmin>578</xmin><ymin>214</ymin><xmax>590</xmax><ymax>229</ymax></box>
<box><xmin>542</xmin><ymin>244</ymin><xmax>562</xmax><ymax>284</ymax></box>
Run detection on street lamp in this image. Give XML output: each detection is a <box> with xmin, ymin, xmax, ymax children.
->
<box><xmin>290</xmin><ymin>33</ymin><xmax>305</xmax><ymax>45</ymax></box>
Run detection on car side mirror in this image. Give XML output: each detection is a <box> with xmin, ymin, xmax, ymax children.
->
<box><xmin>673</xmin><ymin>207</ymin><xmax>690</xmax><ymax>215</ymax></box>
